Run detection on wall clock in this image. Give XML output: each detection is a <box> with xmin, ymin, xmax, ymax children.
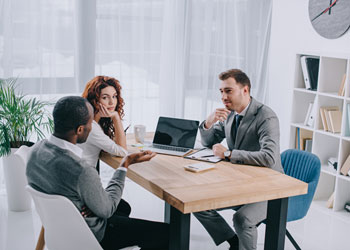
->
<box><xmin>308</xmin><ymin>0</ymin><xmax>350</xmax><ymax>39</ymax></box>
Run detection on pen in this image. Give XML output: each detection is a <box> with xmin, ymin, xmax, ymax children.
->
<box><xmin>124</xmin><ymin>124</ymin><xmax>131</xmax><ymax>133</ymax></box>
<box><xmin>201</xmin><ymin>154</ymin><xmax>215</xmax><ymax>158</ymax></box>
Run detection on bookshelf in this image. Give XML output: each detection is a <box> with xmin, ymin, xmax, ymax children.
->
<box><xmin>290</xmin><ymin>53</ymin><xmax>350</xmax><ymax>217</ymax></box>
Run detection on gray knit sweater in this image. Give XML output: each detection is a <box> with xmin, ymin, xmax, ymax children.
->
<box><xmin>26</xmin><ymin>139</ymin><xmax>126</xmax><ymax>242</ymax></box>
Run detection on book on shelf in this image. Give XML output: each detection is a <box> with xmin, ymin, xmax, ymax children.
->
<box><xmin>326</xmin><ymin>191</ymin><xmax>334</xmax><ymax>209</ymax></box>
<box><xmin>305</xmin><ymin>139</ymin><xmax>312</xmax><ymax>153</ymax></box>
<box><xmin>304</xmin><ymin>102</ymin><xmax>313</xmax><ymax>126</ymax></box>
<box><xmin>328</xmin><ymin>110</ymin><xmax>342</xmax><ymax>133</ymax></box>
<box><xmin>340</xmin><ymin>153</ymin><xmax>350</xmax><ymax>176</ymax></box>
<box><xmin>324</xmin><ymin>109</ymin><xmax>332</xmax><ymax>131</ymax></box>
<box><xmin>296</xmin><ymin>127</ymin><xmax>300</xmax><ymax>149</ymax></box>
<box><xmin>307</xmin><ymin>102</ymin><xmax>317</xmax><ymax>127</ymax></box>
<box><xmin>319</xmin><ymin>107</ymin><xmax>328</xmax><ymax>131</ymax></box>
<box><xmin>344</xmin><ymin>103</ymin><xmax>350</xmax><ymax>136</ymax></box>
<box><xmin>320</xmin><ymin>106</ymin><xmax>340</xmax><ymax>132</ymax></box>
<box><xmin>300</xmin><ymin>55</ymin><xmax>320</xmax><ymax>90</ymax></box>
<box><xmin>346</xmin><ymin>103</ymin><xmax>350</xmax><ymax>136</ymax></box>
<box><xmin>338</xmin><ymin>73</ymin><xmax>346</xmax><ymax>96</ymax></box>
<box><xmin>295</xmin><ymin>127</ymin><xmax>313</xmax><ymax>151</ymax></box>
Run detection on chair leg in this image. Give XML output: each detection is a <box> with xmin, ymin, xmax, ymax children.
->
<box><xmin>286</xmin><ymin>229</ymin><xmax>301</xmax><ymax>250</ymax></box>
<box><xmin>35</xmin><ymin>226</ymin><xmax>45</xmax><ymax>250</ymax></box>
<box><xmin>96</xmin><ymin>160</ymin><xmax>100</xmax><ymax>174</ymax></box>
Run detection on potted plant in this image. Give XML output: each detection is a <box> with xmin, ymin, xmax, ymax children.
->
<box><xmin>0</xmin><ymin>78</ymin><xmax>53</xmax><ymax>211</ymax></box>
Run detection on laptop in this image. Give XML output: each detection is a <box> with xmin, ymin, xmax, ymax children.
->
<box><xmin>142</xmin><ymin>116</ymin><xmax>199</xmax><ymax>156</ymax></box>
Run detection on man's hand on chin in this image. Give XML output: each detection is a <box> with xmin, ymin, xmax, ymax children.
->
<box><xmin>205</xmin><ymin>108</ymin><xmax>231</xmax><ymax>128</ymax></box>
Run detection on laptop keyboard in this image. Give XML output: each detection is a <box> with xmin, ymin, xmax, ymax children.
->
<box><xmin>152</xmin><ymin>144</ymin><xmax>189</xmax><ymax>152</ymax></box>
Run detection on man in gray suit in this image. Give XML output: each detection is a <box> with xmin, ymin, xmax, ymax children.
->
<box><xmin>194</xmin><ymin>69</ymin><xmax>283</xmax><ymax>250</ymax></box>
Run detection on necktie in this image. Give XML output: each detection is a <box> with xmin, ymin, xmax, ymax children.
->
<box><xmin>233</xmin><ymin>114</ymin><xmax>243</xmax><ymax>144</ymax></box>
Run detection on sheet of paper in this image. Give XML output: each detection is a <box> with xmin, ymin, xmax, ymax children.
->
<box><xmin>184</xmin><ymin>162</ymin><xmax>215</xmax><ymax>172</ymax></box>
<box><xmin>185</xmin><ymin>148</ymin><xmax>221</xmax><ymax>163</ymax></box>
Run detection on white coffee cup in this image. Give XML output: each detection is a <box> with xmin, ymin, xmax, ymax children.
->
<box><xmin>134</xmin><ymin>125</ymin><xmax>146</xmax><ymax>143</ymax></box>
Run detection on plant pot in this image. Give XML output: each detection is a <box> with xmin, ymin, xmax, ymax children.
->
<box><xmin>3</xmin><ymin>147</ymin><xmax>32</xmax><ymax>211</ymax></box>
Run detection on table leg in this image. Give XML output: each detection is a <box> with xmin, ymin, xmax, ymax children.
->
<box><xmin>264</xmin><ymin>198</ymin><xmax>288</xmax><ymax>250</ymax></box>
<box><xmin>164</xmin><ymin>203</ymin><xmax>191</xmax><ymax>250</ymax></box>
<box><xmin>164</xmin><ymin>202</ymin><xmax>171</xmax><ymax>223</ymax></box>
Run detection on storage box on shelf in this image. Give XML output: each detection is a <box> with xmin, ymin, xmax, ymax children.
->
<box><xmin>290</xmin><ymin>53</ymin><xmax>350</xmax><ymax>217</ymax></box>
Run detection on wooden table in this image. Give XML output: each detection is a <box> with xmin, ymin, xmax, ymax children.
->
<box><xmin>100</xmin><ymin>133</ymin><xmax>308</xmax><ymax>250</ymax></box>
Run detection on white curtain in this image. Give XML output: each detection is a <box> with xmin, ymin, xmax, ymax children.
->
<box><xmin>0</xmin><ymin>0</ymin><xmax>77</xmax><ymax>94</ymax></box>
<box><xmin>95</xmin><ymin>0</ymin><xmax>165</xmax><ymax>130</ymax></box>
<box><xmin>0</xmin><ymin>0</ymin><xmax>272</xmax><ymax>189</ymax></box>
<box><xmin>0</xmin><ymin>0</ymin><xmax>78</xmax><ymax>190</ymax></box>
<box><xmin>95</xmin><ymin>0</ymin><xmax>272</xmax><ymax>128</ymax></box>
<box><xmin>0</xmin><ymin>0</ymin><xmax>272</xmax><ymax>127</ymax></box>
<box><xmin>182</xmin><ymin>0</ymin><xmax>272</xmax><ymax>121</ymax></box>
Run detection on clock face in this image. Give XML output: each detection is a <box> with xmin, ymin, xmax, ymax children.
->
<box><xmin>309</xmin><ymin>0</ymin><xmax>350</xmax><ymax>39</ymax></box>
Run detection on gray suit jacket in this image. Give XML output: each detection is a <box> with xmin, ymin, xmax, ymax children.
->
<box><xmin>200</xmin><ymin>97</ymin><xmax>283</xmax><ymax>173</ymax></box>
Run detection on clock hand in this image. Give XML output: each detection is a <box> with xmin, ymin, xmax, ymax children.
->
<box><xmin>327</xmin><ymin>0</ymin><xmax>337</xmax><ymax>15</ymax></box>
<box><xmin>328</xmin><ymin>0</ymin><xmax>333</xmax><ymax>15</ymax></box>
<box><xmin>311</xmin><ymin>0</ymin><xmax>338</xmax><ymax>22</ymax></box>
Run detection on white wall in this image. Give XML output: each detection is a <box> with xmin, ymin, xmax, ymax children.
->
<box><xmin>268</xmin><ymin>0</ymin><xmax>350</xmax><ymax>150</ymax></box>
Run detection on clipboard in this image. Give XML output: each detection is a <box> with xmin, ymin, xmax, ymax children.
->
<box><xmin>184</xmin><ymin>148</ymin><xmax>222</xmax><ymax>163</ymax></box>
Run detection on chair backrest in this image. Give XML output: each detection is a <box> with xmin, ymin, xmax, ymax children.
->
<box><xmin>4</xmin><ymin>145</ymin><xmax>33</xmax><ymax>211</ymax></box>
<box><xmin>281</xmin><ymin>149</ymin><xmax>321</xmax><ymax>222</ymax></box>
<box><xmin>14</xmin><ymin>145</ymin><xmax>33</xmax><ymax>165</ymax></box>
<box><xmin>26</xmin><ymin>185</ymin><xmax>103</xmax><ymax>250</ymax></box>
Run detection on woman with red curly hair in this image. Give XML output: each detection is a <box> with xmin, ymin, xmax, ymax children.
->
<box><xmin>80</xmin><ymin>76</ymin><xmax>128</xmax><ymax>168</ymax></box>
<box><xmin>81</xmin><ymin>76</ymin><xmax>132</xmax><ymax>218</ymax></box>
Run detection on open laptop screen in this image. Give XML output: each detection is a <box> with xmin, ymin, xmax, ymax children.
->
<box><xmin>153</xmin><ymin>117</ymin><xmax>199</xmax><ymax>148</ymax></box>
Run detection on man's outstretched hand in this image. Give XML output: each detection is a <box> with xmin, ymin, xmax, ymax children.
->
<box><xmin>120</xmin><ymin>151</ymin><xmax>156</xmax><ymax>168</ymax></box>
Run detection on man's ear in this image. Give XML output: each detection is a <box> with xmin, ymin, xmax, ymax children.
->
<box><xmin>76</xmin><ymin>125</ymin><xmax>84</xmax><ymax>135</ymax></box>
<box><xmin>243</xmin><ymin>85</ymin><xmax>249</xmax><ymax>95</ymax></box>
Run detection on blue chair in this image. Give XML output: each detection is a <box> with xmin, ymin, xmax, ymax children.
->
<box><xmin>281</xmin><ymin>149</ymin><xmax>321</xmax><ymax>250</ymax></box>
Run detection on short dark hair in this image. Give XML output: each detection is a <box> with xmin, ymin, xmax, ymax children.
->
<box><xmin>53</xmin><ymin>96</ymin><xmax>91</xmax><ymax>134</ymax></box>
<box><xmin>219</xmin><ymin>69</ymin><xmax>251</xmax><ymax>92</ymax></box>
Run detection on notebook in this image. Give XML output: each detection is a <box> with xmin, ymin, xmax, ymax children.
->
<box><xmin>142</xmin><ymin>116</ymin><xmax>199</xmax><ymax>156</ymax></box>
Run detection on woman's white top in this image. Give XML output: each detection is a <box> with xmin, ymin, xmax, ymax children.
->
<box><xmin>79</xmin><ymin>120</ymin><xmax>128</xmax><ymax>167</ymax></box>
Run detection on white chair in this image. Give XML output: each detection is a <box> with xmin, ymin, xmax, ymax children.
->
<box><xmin>26</xmin><ymin>185</ymin><xmax>103</xmax><ymax>250</ymax></box>
<box><xmin>3</xmin><ymin>145</ymin><xmax>33</xmax><ymax>211</ymax></box>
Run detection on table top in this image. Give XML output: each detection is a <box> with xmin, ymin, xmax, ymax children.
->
<box><xmin>100</xmin><ymin>133</ymin><xmax>308</xmax><ymax>214</ymax></box>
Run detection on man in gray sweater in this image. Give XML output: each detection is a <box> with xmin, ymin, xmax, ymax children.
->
<box><xmin>26</xmin><ymin>96</ymin><xmax>169</xmax><ymax>250</ymax></box>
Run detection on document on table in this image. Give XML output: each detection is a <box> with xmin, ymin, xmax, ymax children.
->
<box><xmin>185</xmin><ymin>148</ymin><xmax>221</xmax><ymax>163</ymax></box>
<box><xmin>184</xmin><ymin>162</ymin><xmax>216</xmax><ymax>173</ymax></box>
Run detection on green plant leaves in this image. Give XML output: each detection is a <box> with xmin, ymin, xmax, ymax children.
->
<box><xmin>0</xmin><ymin>78</ymin><xmax>53</xmax><ymax>157</ymax></box>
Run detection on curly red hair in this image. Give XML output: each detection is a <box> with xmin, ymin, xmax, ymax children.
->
<box><xmin>82</xmin><ymin>76</ymin><xmax>125</xmax><ymax>138</ymax></box>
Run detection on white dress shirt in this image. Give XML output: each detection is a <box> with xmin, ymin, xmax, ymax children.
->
<box><xmin>50</xmin><ymin>133</ymin><xmax>127</xmax><ymax>172</ymax></box>
<box><xmin>49</xmin><ymin>135</ymin><xmax>83</xmax><ymax>159</ymax></box>
<box><xmin>79</xmin><ymin>120</ymin><xmax>128</xmax><ymax>169</ymax></box>
<box><xmin>233</xmin><ymin>100</ymin><xmax>251</xmax><ymax>117</ymax></box>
